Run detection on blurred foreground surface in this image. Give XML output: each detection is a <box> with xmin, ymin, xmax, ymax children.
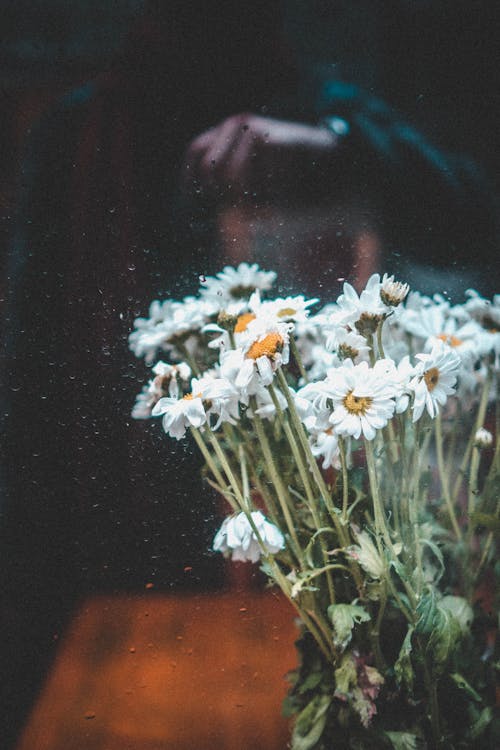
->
<box><xmin>16</xmin><ymin>590</ymin><xmax>297</xmax><ymax>750</ymax></box>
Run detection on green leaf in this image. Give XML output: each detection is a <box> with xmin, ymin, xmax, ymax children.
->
<box><xmin>420</xmin><ymin>538</ymin><xmax>445</xmax><ymax>582</ymax></box>
<box><xmin>334</xmin><ymin>653</ymin><xmax>357</xmax><ymax>695</ymax></box>
<box><xmin>385</xmin><ymin>730</ymin><xmax>420</xmax><ymax>749</ymax></box>
<box><xmin>290</xmin><ymin>694</ymin><xmax>331</xmax><ymax>750</ymax></box>
<box><xmin>394</xmin><ymin>626</ymin><xmax>415</xmax><ymax>691</ymax></box>
<box><xmin>298</xmin><ymin>671</ymin><xmax>324</xmax><ymax>694</ymax></box>
<box><xmin>428</xmin><ymin>605</ymin><xmax>462</xmax><ymax>668</ymax></box>
<box><xmin>415</xmin><ymin>589</ymin><xmax>439</xmax><ymax>635</ymax></box>
<box><xmin>346</xmin><ymin>529</ymin><xmax>385</xmax><ymax>579</ymax></box>
<box><xmin>450</xmin><ymin>673</ymin><xmax>482</xmax><ymax>702</ymax></box>
<box><xmin>469</xmin><ymin>706</ymin><xmax>493</xmax><ymax>740</ymax></box>
<box><xmin>365</xmin><ymin>581</ymin><xmax>382</xmax><ymax>601</ymax></box>
<box><xmin>439</xmin><ymin>596</ymin><xmax>473</xmax><ymax>634</ymax></box>
<box><xmin>328</xmin><ymin>603</ymin><xmax>371</xmax><ymax>651</ymax></box>
<box><xmin>304</xmin><ymin>527</ymin><xmax>336</xmax><ymax>568</ymax></box>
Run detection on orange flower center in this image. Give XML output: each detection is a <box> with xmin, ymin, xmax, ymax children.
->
<box><xmin>234</xmin><ymin>312</ymin><xmax>256</xmax><ymax>333</ymax></box>
<box><xmin>183</xmin><ymin>392</ymin><xmax>202</xmax><ymax>401</ymax></box>
<box><xmin>424</xmin><ymin>367</ymin><xmax>440</xmax><ymax>392</ymax></box>
<box><xmin>437</xmin><ymin>333</ymin><xmax>463</xmax><ymax>347</ymax></box>
<box><xmin>246</xmin><ymin>333</ymin><xmax>284</xmax><ymax>360</ymax></box>
<box><xmin>343</xmin><ymin>391</ymin><xmax>373</xmax><ymax>415</ymax></box>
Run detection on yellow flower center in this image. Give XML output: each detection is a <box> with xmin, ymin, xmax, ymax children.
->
<box><xmin>437</xmin><ymin>333</ymin><xmax>463</xmax><ymax>347</ymax></box>
<box><xmin>424</xmin><ymin>367</ymin><xmax>440</xmax><ymax>392</ymax></box>
<box><xmin>246</xmin><ymin>333</ymin><xmax>284</xmax><ymax>360</ymax></box>
<box><xmin>343</xmin><ymin>390</ymin><xmax>373</xmax><ymax>415</ymax></box>
<box><xmin>183</xmin><ymin>391</ymin><xmax>202</xmax><ymax>401</ymax></box>
<box><xmin>234</xmin><ymin>312</ymin><xmax>256</xmax><ymax>333</ymax></box>
<box><xmin>277</xmin><ymin>307</ymin><xmax>297</xmax><ymax>318</ymax></box>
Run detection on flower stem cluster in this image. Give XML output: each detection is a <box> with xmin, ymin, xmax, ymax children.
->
<box><xmin>129</xmin><ymin>265</ymin><xmax>499</xmax><ymax>749</ymax></box>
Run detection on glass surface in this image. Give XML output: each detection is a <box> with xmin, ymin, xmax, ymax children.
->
<box><xmin>1</xmin><ymin>3</ymin><xmax>498</xmax><ymax>749</ymax></box>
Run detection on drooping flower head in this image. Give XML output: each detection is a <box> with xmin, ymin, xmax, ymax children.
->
<box><xmin>132</xmin><ymin>361</ymin><xmax>191</xmax><ymax>419</ymax></box>
<box><xmin>212</xmin><ymin>511</ymin><xmax>285</xmax><ymax>562</ymax></box>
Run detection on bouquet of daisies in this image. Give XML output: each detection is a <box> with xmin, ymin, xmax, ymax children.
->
<box><xmin>130</xmin><ymin>264</ymin><xmax>499</xmax><ymax>749</ymax></box>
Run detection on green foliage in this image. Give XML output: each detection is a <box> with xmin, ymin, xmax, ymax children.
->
<box><xmin>334</xmin><ymin>653</ymin><xmax>358</xmax><ymax>695</ymax></box>
<box><xmin>384</xmin><ymin>731</ymin><xmax>421</xmax><ymax>750</ymax></box>
<box><xmin>394</xmin><ymin>626</ymin><xmax>415</xmax><ymax>691</ymax></box>
<box><xmin>328</xmin><ymin>603</ymin><xmax>371</xmax><ymax>651</ymax></box>
<box><xmin>290</xmin><ymin>695</ymin><xmax>332</xmax><ymax>750</ymax></box>
<box><xmin>449</xmin><ymin>673</ymin><xmax>482</xmax><ymax>703</ymax></box>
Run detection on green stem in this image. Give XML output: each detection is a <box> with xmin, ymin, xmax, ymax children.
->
<box><xmin>191</xmin><ymin>428</ymin><xmax>238</xmax><ymax>511</ymax></box>
<box><xmin>365</xmin><ymin>440</ymin><xmax>418</xmax><ymax>614</ymax></box>
<box><xmin>239</xmin><ymin>443</ymin><xmax>251</xmax><ymax>511</ymax></box>
<box><xmin>339</xmin><ymin>437</ymin><xmax>349</xmax><ymax>524</ymax></box>
<box><xmin>371</xmin><ymin>582</ymin><xmax>387</xmax><ymax>672</ymax></box>
<box><xmin>476</xmin><ymin>531</ymin><xmax>494</xmax><ymax>580</ymax></box>
<box><xmin>268</xmin><ymin>560</ymin><xmax>333</xmax><ymax>661</ymax></box>
<box><xmin>435</xmin><ymin>414</ymin><xmax>462</xmax><ymax>540</ymax></box>
<box><xmin>376</xmin><ymin>320</ymin><xmax>386</xmax><ymax>359</ymax></box>
<box><xmin>276</xmin><ymin>368</ymin><xmax>366</xmax><ymax>596</ymax></box>
<box><xmin>290</xmin><ymin>335</ymin><xmax>309</xmax><ymax>383</ymax></box>
<box><xmin>203</xmin><ymin>427</ymin><xmax>245</xmax><ymax>506</ymax></box>
<box><xmin>276</xmin><ymin>369</ymin><xmax>347</xmax><ymax>544</ymax></box>
<box><xmin>249</xmin><ymin>469</ymin><xmax>280</xmax><ymax>526</ymax></box>
<box><xmin>268</xmin><ymin>383</ymin><xmax>336</xmax><ymax>605</ymax></box>
<box><xmin>252</xmin><ymin>409</ymin><xmax>304</xmax><ymax>566</ymax></box>
<box><xmin>466</xmin><ymin>444</ymin><xmax>481</xmax><ymax>545</ymax></box>
<box><xmin>406</xmin><ymin>420</ymin><xmax>424</xmax><ymax>594</ymax></box>
<box><xmin>452</xmin><ymin>368</ymin><xmax>492</xmax><ymax>503</ymax></box>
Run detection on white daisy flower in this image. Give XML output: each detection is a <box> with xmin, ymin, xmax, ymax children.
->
<box><xmin>195</xmin><ymin>372</ymin><xmax>241</xmax><ymax>430</ymax></box>
<box><xmin>131</xmin><ymin>361</ymin><xmax>191</xmax><ymax>419</ymax></box>
<box><xmin>129</xmin><ymin>297</ymin><xmax>213</xmax><ymax>363</ymax></box>
<box><xmin>295</xmin><ymin>379</ymin><xmax>333</xmax><ymax>431</ymax></box>
<box><xmin>131</xmin><ymin>389</ymin><xmax>157</xmax><ymax>420</ymax></box>
<box><xmin>336</xmin><ymin>274</ymin><xmax>390</xmax><ymax>336</ymax></box>
<box><xmin>380</xmin><ymin>273</ymin><xmax>410</xmax><ymax>307</ymax></box>
<box><xmin>199</xmin><ymin>263</ymin><xmax>276</xmax><ymax>310</ymax></box>
<box><xmin>465</xmin><ymin>289</ymin><xmax>500</xmax><ymax>331</ymax></box>
<box><xmin>220</xmin><ymin>327</ymin><xmax>290</xmax><ymax>392</ymax></box>
<box><xmin>374</xmin><ymin>355</ymin><xmax>415</xmax><ymax>414</ymax></box>
<box><xmin>310</xmin><ymin>429</ymin><xmax>341</xmax><ymax>470</ymax></box>
<box><xmin>247</xmin><ymin>291</ymin><xmax>318</xmax><ymax>328</ymax></box>
<box><xmin>324</xmin><ymin>325</ymin><xmax>371</xmax><ymax>362</ymax></box>
<box><xmin>409</xmin><ymin>342</ymin><xmax>461</xmax><ymax>422</ymax></box>
<box><xmin>325</xmin><ymin>360</ymin><xmax>397</xmax><ymax>440</ymax></box>
<box><xmin>212</xmin><ymin>511</ymin><xmax>285</xmax><ymax>563</ymax></box>
<box><xmin>152</xmin><ymin>378</ymin><xmax>208</xmax><ymax>439</ymax></box>
<box><xmin>128</xmin><ymin>300</ymin><xmax>178</xmax><ymax>363</ymax></box>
